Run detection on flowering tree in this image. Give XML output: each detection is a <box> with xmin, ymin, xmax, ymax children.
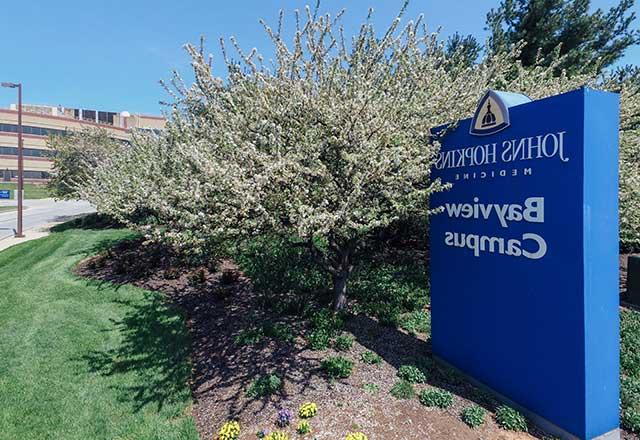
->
<box><xmin>614</xmin><ymin>76</ymin><xmax>640</xmax><ymax>250</ymax></box>
<box><xmin>74</xmin><ymin>4</ymin><xmax>597</xmax><ymax>309</ymax></box>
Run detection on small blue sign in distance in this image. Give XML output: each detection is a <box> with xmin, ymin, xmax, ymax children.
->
<box><xmin>0</xmin><ymin>190</ymin><xmax>10</xmax><ymax>199</ymax></box>
<box><xmin>430</xmin><ymin>88</ymin><xmax>619</xmax><ymax>440</ymax></box>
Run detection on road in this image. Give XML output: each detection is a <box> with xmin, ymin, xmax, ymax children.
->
<box><xmin>0</xmin><ymin>198</ymin><xmax>95</xmax><ymax>241</ymax></box>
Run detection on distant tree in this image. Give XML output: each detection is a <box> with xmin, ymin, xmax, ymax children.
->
<box><xmin>486</xmin><ymin>0</ymin><xmax>640</xmax><ymax>75</ymax></box>
<box><xmin>610</xmin><ymin>64</ymin><xmax>640</xmax><ymax>89</ymax></box>
<box><xmin>47</xmin><ymin>129</ymin><xmax>124</xmax><ymax>200</ymax></box>
<box><xmin>446</xmin><ymin>32</ymin><xmax>482</xmax><ymax>66</ymax></box>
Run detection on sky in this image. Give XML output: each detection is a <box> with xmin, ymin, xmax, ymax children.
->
<box><xmin>0</xmin><ymin>0</ymin><xmax>637</xmax><ymax>116</ymax></box>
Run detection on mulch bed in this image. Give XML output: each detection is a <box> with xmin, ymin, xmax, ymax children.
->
<box><xmin>76</xmin><ymin>238</ymin><xmax>631</xmax><ymax>440</ymax></box>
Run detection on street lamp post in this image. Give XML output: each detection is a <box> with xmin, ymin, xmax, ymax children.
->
<box><xmin>1</xmin><ymin>82</ymin><xmax>24</xmax><ymax>237</ymax></box>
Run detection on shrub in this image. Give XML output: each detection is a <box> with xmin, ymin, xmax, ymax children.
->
<box><xmin>234</xmin><ymin>328</ymin><xmax>264</xmax><ymax>346</ymax></box>
<box><xmin>345</xmin><ymin>433</ymin><xmax>368</xmax><ymax>440</ymax></box>
<box><xmin>308</xmin><ymin>329</ymin><xmax>331</xmax><ymax>350</ymax></box>
<box><xmin>297</xmin><ymin>421</ymin><xmax>312</xmax><ymax>434</ymax></box>
<box><xmin>495</xmin><ymin>405</ymin><xmax>528</xmax><ymax>432</ymax></box>
<box><xmin>390</xmin><ymin>380</ymin><xmax>415</xmax><ymax>399</ymax></box>
<box><xmin>360</xmin><ymin>351</ymin><xmax>382</xmax><ymax>365</ymax></box>
<box><xmin>419</xmin><ymin>389</ymin><xmax>453</xmax><ymax>408</ymax></box>
<box><xmin>217</xmin><ymin>420</ymin><xmax>240</xmax><ymax>440</ymax></box>
<box><xmin>397</xmin><ymin>365</ymin><xmax>427</xmax><ymax>383</ymax></box>
<box><xmin>298</xmin><ymin>402</ymin><xmax>318</xmax><ymax>419</ymax></box>
<box><xmin>621</xmin><ymin>309</ymin><xmax>640</xmax><ymax>378</ymax></box>
<box><xmin>234</xmin><ymin>235</ymin><xmax>327</xmax><ymax>300</ymax></box>
<box><xmin>623</xmin><ymin>407</ymin><xmax>640</xmax><ymax>434</ymax></box>
<box><xmin>350</xmin><ymin>263</ymin><xmax>429</xmax><ymax>323</ymax></box>
<box><xmin>622</xmin><ymin>376</ymin><xmax>640</xmax><ymax>432</ymax></box>
<box><xmin>335</xmin><ymin>334</ymin><xmax>354</xmax><ymax>351</ymax></box>
<box><xmin>377</xmin><ymin>307</ymin><xmax>401</xmax><ymax>328</ymax></box>
<box><xmin>246</xmin><ymin>374</ymin><xmax>282</xmax><ymax>398</ymax></box>
<box><xmin>321</xmin><ymin>356</ymin><xmax>354</xmax><ymax>379</ymax></box>
<box><xmin>265</xmin><ymin>432</ymin><xmax>289</xmax><ymax>440</ymax></box>
<box><xmin>276</xmin><ymin>408</ymin><xmax>293</xmax><ymax>427</ymax></box>
<box><xmin>460</xmin><ymin>406</ymin><xmax>486</xmax><ymax>428</ymax></box>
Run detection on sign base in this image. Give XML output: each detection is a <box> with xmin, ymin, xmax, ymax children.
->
<box><xmin>434</xmin><ymin>356</ymin><xmax>621</xmax><ymax>440</ymax></box>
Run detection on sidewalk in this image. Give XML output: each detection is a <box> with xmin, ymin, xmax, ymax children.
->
<box><xmin>0</xmin><ymin>223</ymin><xmax>56</xmax><ymax>252</ymax></box>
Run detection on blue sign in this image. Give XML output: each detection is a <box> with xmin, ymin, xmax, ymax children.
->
<box><xmin>0</xmin><ymin>190</ymin><xmax>10</xmax><ymax>199</ymax></box>
<box><xmin>430</xmin><ymin>88</ymin><xmax>619</xmax><ymax>440</ymax></box>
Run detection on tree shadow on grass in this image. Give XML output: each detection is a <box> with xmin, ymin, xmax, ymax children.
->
<box><xmin>75</xmin><ymin>240</ymin><xmax>325</xmax><ymax>438</ymax></box>
<box><xmin>80</xmin><ymin>292</ymin><xmax>192</xmax><ymax>413</ymax></box>
<box><xmin>51</xmin><ymin>213</ymin><xmax>123</xmax><ymax>233</ymax></box>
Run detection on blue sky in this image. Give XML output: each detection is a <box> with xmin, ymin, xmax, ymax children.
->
<box><xmin>0</xmin><ymin>0</ymin><xmax>637</xmax><ymax>115</ymax></box>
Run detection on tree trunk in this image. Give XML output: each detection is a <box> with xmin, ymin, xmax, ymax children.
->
<box><xmin>332</xmin><ymin>271</ymin><xmax>349</xmax><ymax>311</ymax></box>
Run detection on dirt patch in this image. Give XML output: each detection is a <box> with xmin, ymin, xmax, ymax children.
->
<box><xmin>76</xmin><ymin>239</ymin><xmax>621</xmax><ymax>440</ymax></box>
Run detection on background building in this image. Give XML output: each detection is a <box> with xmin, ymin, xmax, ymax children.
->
<box><xmin>0</xmin><ymin>104</ymin><xmax>165</xmax><ymax>182</ymax></box>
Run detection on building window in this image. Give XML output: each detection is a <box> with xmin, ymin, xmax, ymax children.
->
<box><xmin>0</xmin><ymin>146</ymin><xmax>52</xmax><ymax>157</ymax></box>
<box><xmin>0</xmin><ymin>170</ymin><xmax>50</xmax><ymax>180</ymax></box>
<box><xmin>0</xmin><ymin>123</ymin><xmax>67</xmax><ymax>137</ymax></box>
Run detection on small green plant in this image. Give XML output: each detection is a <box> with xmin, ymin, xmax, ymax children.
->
<box><xmin>296</xmin><ymin>420</ymin><xmax>312</xmax><ymax>434</ymax></box>
<box><xmin>460</xmin><ymin>405</ymin><xmax>486</xmax><ymax>428</ymax></box>
<box><xmin>307</xmin><ymin>308</ymin><xmax>348</xmax><ymax>349</ymax></box>
<box><xmin>390</xmin><ymin>380</ymin><xmax>415</xmax><ymax>399</ymax></box>
<box><xmin>308</xmin><ymin>329</ymin><xmax>331</xmax><ymax>350</ymax></box>
<box><xmin>398</xmin><ymin>310</ymin><xmax>431</xmax><ymax>335</ymax></box>
<box><xmin>377</xmin><ymin>308</ymin><xmax>400</xmax><ymax>328</ymax></box>
<box><xmin>298</xmin><ymin>402</ymin><xmax>318</xmax><ymax>418</ymax></box>
<box><xmin>419</xmin><ymin>389</ymin><xmax>453</xmax><ymax>408</ymax></box>
<box><xmin>164</xmin><ymin>267</ymin><xmax>181</xmax><ymax>280</ymax></box>
<box><xmin>321</xmin><ymin>356</ymin><xmax>354</xmax><ymax>379</ymax></box>
<box><xmin>188</xmin><ymin>268</ymin><xmax>207</xmax><ymax>285</ymax></box>
<box><xmin>217</xmin><ymin>420</ymin><xmax>241</xmax><ymax>440</ymax></box>
<box><xmin>360</xmin><ymin>351</ymin><xmax>382</xmax><ymax>365</ymax></box>
<box><xmin>263</xmin><ymin>322</ymin><xmax>295</xmax><ymax>342</ymax></box>
<box><xmin>220</xmin><ymin>268</ymin><xmax>239</xmax><ymax>285</ymax></box>
<box><xmin>495</xmin><ymin>405</ymin><xmax>528</xmax><ymax>432</ymax></box>
<box><xmin>311</xmin><ymin>308</ymin><xmax>345</xmax><ymax>333</ymax></box>
<box><xmin>334</xmin><ymin>334</ymin><xmax>354</xmax><ymax>351</ymax></box>
<box><xmin>362</xmin><ymin>382</ymin><xmax>380</xmax><ymax>394</ymax></box>
<box><xmin>246</xmin><ymin>374</ymin><xmax>282</xmax><ymax>398</ymax></box>
<box><xmin>397</xmin><ymin>365</ymin><xmax>427</xmax><ymax>383</ymax></box>
<box><xmin>234</xmin><ymin>328</ymin><xmax>264</xmax><ymax>346</ymax></box>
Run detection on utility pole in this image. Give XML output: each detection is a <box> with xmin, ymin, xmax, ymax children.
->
<box><xmin>1</xmin><ymin>82</ymin><xmax>24</xmax><ymax>237</ymax></box>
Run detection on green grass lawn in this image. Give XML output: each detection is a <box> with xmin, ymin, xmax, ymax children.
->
<box><xmin>0</xmin><ymin>227</ymin><xmax>198</xmax><ymax>440</ymax></box>
<box><xmin>0</xmin><ymin>182</ymin><xmax>50</xmax><ymax>199</ymax></box>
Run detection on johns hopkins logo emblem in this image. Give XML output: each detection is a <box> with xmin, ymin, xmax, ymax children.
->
<box><xmin>470</xmin><ymin>90</ymin><xmax>531</xmax><ymax>136</ymax></box>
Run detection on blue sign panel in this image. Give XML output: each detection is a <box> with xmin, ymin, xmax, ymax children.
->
<box><xmin>0</xmin><ymin>190</ymin><xmax>10</xmax><ymax>199</ymax></box>
<box><xmin>430</xmin><ymin>88</ymin><xmax>619</xmax><ymax>440</ymax></box>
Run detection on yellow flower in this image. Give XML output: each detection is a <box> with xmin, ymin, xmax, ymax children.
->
<box><xmin>298</xmin><ymin>402</ymin><xmax>318</xmax><ymax>418</ymax></box>
<box><xmin>265</xmin><ymin>432</ymin><xmax>289</xmax><ymax>440</ymax></box>
<box><xmin>217</xmin><ymin>420</ymin><xmax>240</xmax><ymax>440</ymax></box>
<box><xmin>345</xmin><ymin>433</ymin><xmax>368</xmax><ymax>440</ymax></box>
